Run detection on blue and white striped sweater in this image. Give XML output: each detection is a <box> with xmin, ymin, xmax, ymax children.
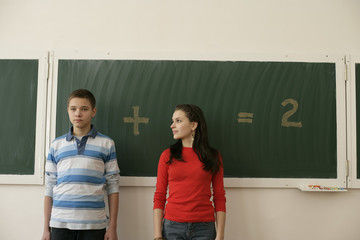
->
<box><xmin>45</xmin><ymin>126</ymin><xmax>120</xmax><ymax>230</ymax></box>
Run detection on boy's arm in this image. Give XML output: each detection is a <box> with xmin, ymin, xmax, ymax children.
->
<box><xmin>43</xmin><ymin>145</ymin><xmax>57</xmax><ymax>240</ymax></box>
<box><xmin>41</xmin><ymin>196</ymin><xmax>52</xmax><ymax>240</ymax></box>
<box><xmin>104</xmin><ymin>193</ymin><xmax>119</xmax><ymax>240</ymax></box>
<box><xmin>104</xmin><ymin>170</ymin><xmax>120</xmax><ymax>240</ymax></box>
<box><xmin>104</xmin><ymin>140</ymin><xmax>120</xmax><ymax>240</ymax></box>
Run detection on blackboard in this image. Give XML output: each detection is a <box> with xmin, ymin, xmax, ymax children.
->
<box><xmin>55</xmin><ymin>59</ymin><xmax>338</xmax><ymax>179</ymax></box>
<box><xmin>0</xmin><ymin>60</ymin><xmax>38</xmax><ymax>175</ymax></box>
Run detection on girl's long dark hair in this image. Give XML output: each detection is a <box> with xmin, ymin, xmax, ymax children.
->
<box><xmin>168</xmin><ymin>104</ymin><xmax>221</xmax><ymax>174</ymax></box>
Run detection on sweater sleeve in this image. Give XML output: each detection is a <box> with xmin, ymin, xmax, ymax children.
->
<box><xmin>44</xmin><ymin>145</ymin><xmax>57</xmax><ymax>197</ymax></box>
<box><xmin>105</xmin><ymin>140</ymin><xmax>120</xmax><ymax>195</ymax></box>
<box><xmin>212</xmin><ymin>154</ymin><xmax>226</xmax><ymax>212</ymax></box>
<box><xmin>153</xmin><ymin>149</ymin><xmax>170</xmax><ymax>210</ymax></box>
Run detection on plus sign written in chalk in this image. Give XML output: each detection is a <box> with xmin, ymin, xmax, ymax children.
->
<box><xmin>123</xmin><ymin>106</ymin><xmax>150</xmax><ymax>136</ymax></box>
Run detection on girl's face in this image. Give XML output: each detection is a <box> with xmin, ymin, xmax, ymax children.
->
<box><xmin>171</xmin><ymin>110</ymin><xmax>197</xmax><ymax>147</ymax></box>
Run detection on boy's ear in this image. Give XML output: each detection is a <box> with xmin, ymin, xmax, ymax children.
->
<box><xmin>92</xmin><ymin>107</ymin><xmax>97</xmax><ymax>118</ymax></box>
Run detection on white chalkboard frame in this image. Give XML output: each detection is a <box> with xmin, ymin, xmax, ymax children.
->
<box><xmin>0</xmin><ymin>51</ymin><xmax>49</xmax><ymax>185</ymax></box>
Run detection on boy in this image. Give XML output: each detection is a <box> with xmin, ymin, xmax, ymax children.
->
<box><xmin>42</xmin><ymin>89</ymin><xmax>120</xmax><ymax>240</ymax></box>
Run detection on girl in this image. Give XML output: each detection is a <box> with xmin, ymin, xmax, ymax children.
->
<box><xmin>153</xmin><ymin>104</ymin><xmax>226</xmax><ymax>240</ymax></box>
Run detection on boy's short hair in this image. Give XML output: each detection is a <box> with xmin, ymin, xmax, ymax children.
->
<box><xmin>67</xmin><ymin>89</ymin><xmax>96</xmax><ymax>109</ymax></box>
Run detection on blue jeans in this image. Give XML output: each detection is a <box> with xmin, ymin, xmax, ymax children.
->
<box><xmin>50</xmin><ymin>227</ymin><xmax>106</xmax><ymax>240</ymax></box>
<box><xmin>162</xmin><ymin>219</ymin><xmax>216</xmax><ymax>240</ymax></box>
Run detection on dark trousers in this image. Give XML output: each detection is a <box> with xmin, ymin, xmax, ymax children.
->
<box><xmin>51</xmin><ymin>227</ymin><xmax>106</xmax><ymax>240</ymax></box>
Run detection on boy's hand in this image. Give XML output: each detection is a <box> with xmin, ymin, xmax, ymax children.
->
<box><xmin>104</xmin><ymin>227</ymin><xmax>117</xmax><ymax>240</ymax></box>
<box><xmin>41</xmin><ymin>229</ymin><xmax>51</xmax><ymax>240</ymax></box>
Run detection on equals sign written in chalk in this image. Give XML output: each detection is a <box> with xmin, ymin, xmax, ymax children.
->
<box><xmin>237</xmin><ymin>112</ymin><xmax>254</xmax><ymax>123</ymax></box>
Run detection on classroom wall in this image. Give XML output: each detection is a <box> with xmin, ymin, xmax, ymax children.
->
<box><xmin>1</xmin><ymin>0</ymin><xmax>360</xmax><ymax>239</ymax></box>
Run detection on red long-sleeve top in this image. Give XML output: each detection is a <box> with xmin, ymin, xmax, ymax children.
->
<box><xmin>153</xmin><ymin>147</ymin><xmax>226</xmax><ymax>222</ymax></box>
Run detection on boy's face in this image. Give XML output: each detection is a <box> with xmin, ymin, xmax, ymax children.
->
<box><xmin>67</xmin><ymin>97</ymin><xmax>96</xmax><ymax>134</ymax></box>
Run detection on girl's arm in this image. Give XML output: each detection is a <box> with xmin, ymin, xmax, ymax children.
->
<box><xmin>212</xmin><ymin>154</ymin><xmax>226</xmax><ymax>240</ymax></box>
<box><xmin>153</xmin><ymin>208</ymin><xmax>164</xmax><ymax>238</ymax></box>
<box><xmin>215</xmin><ymin>211</ymin><xmax>226</xmax><ymax>240</ymax></box>
<box><xmin>153</xmin><ymin>150</ymin><xmax>170</xmax><ymax>239</ymax></box>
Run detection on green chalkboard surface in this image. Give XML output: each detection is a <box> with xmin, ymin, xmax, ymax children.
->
<box><xmin>0</xmin><ymin>60</ymin><xmax>38</xmax><ymax>175</ymax></box>
<box><xmin>56</xmin><ymin>60</ymin><xmax>337</xmax><ymax>178</ymax></box>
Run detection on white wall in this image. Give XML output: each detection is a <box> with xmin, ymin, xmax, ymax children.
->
<box><xmin>1</xmin><ymin>0</ymin><xmax>360</xmax><ymax>239</ymax></box>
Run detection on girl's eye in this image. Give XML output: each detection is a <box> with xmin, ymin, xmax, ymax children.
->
<box><xmin>171</xmin><ymin>119</ymin><xmax>181</xmax><ymax>124</ymax></box>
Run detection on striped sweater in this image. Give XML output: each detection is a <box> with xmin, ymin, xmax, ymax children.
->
<box><xmin>45</xmin><ymin>126</ymin><xmax>120</xmax><ymax>230</ymax></box>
